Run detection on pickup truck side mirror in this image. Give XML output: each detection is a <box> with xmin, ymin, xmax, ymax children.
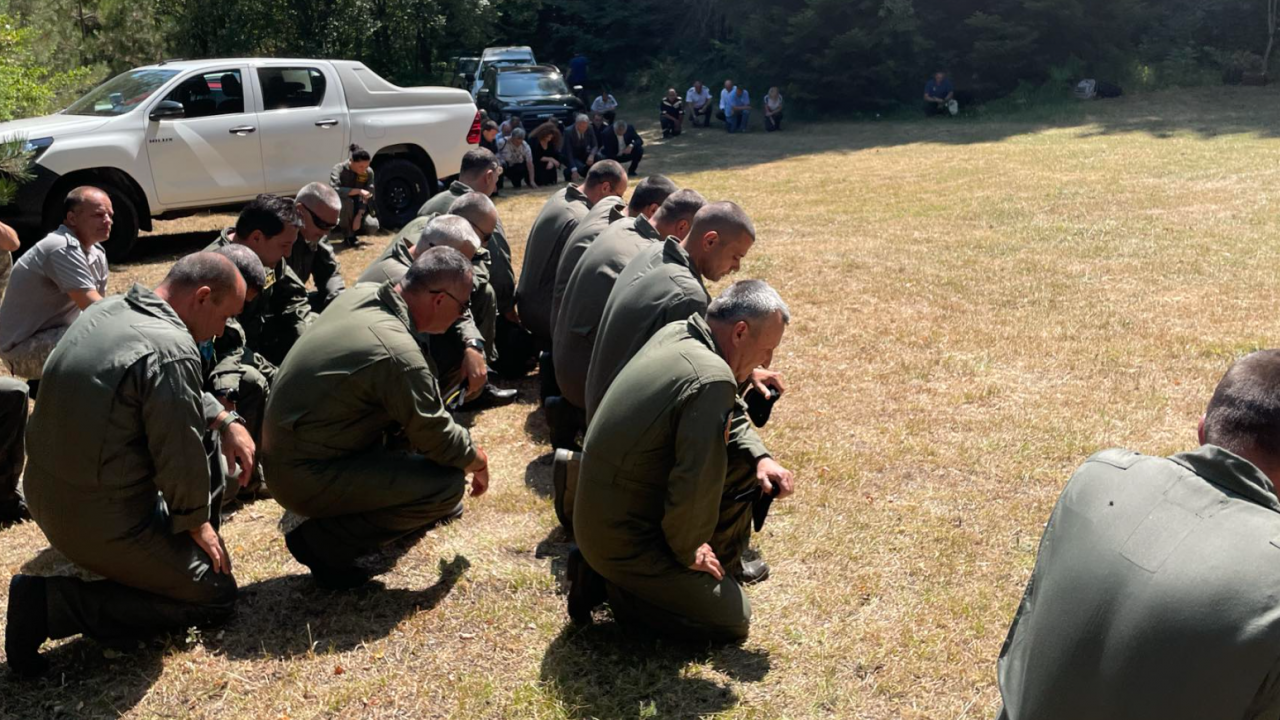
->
<box><xmin>149</xmin><ymin>100</ymin><xmax>185</xmax><ymax>122</ymax></box>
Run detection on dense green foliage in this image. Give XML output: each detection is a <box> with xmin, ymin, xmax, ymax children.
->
<box><xmin>0</xmin><ymin>0</ymin><xmax>1276</xmax><ymax>117</ymax></box>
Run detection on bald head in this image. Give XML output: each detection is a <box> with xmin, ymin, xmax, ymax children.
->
<box><xmin>160</xmin><ymin>252</ymin><xmax>242</xmax><ymax>298</ymax></box>
<box><xmin>683</xmin><ymin>201</ymin><xmax>756</xmax><ymax>282</ymax></box>
<box><xmin>156</xmin><ymin>252</ymin><xmax>247</xmax><ymax>343</ymax></box>
<box><xmin>414</xmin><ymin>214</ymin><xmax>480</xmax><ymax>260</ymax></box>
<box><xmin>1203</xmin><ymin>350</ymin><xmax>1280</xmax><ymax>469</ymax></box>
<box><xmin>62</xmin><ymin>186</ymin><xmax>114</xmax><ymax>246</ymax></box>
<box><xmin>447</xmin><ymin>192</ymin><xmax>499</xmax><ymax>245</ymax></box>
<box><xmin>296</xmin><ymin>182</ymin><xmax>340</xmax><ymax>213</ymax></box>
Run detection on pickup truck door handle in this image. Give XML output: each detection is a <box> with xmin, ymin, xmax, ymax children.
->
<box><xmin>315</xmin><ymin>119</ymin><xmax>340</xmax><ymax>128</ymax></box>
<box><xmin>229</xmin><ymin>126</ymin><xmax>256</xmax><ymax>135</ymax></box>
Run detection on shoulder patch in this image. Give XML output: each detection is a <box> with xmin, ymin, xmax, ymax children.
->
<box><xmin>1086</xmin><ymin>448</ymin><xmax>1142</xmax><ymax>470</ymax></box>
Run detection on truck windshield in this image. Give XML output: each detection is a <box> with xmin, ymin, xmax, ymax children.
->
<box><xmin>64</xmin><ymin>69</ymin><xmax>180</xmax><ymax>117</ymax></box>
<box><xmin>498</xmin><ymin>73</ymin><xmax>569</xmax><ymax>98</ymax></box>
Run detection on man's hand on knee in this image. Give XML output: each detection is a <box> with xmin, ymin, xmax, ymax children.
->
<box><xmin>756</xmin><ymin>456</ymin><xmax>795</xmax><ymax>500</ymax></box>
<box><xmin>190</xmin><ymin>521</ymin><xmax>231</xmax><ymax>574</ymax></box>
<box><xmin>689</xmin><ymin>543</ymin><xmax>724</xmax><ymax>580</ymax></box>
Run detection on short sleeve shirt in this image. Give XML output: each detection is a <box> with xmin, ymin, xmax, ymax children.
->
<box><xmin>926</xmin><ymin>79</ymin><xmax>954</xmax><ymax>98</ymax></box>
<box><xmin>500</xmin><ymin>139</ymin><xmax>533</xmax><ymax>166</ymax></box>
<box><xmin>687</xmin><ymin>86</ymin><xmax>711</xmax><ymax>108</ymax></box>
<box><xmin>0</xmin><ymin>226</ymin><xmax>108</xmax><ymax>352</ymax></box>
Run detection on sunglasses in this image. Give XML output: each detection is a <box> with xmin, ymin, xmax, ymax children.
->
<box><xmin>302</xmin><ymin>204</ymin><xmax>338</xmax><ymax>232</ymax></box>
<box><xmin>431</xmin><ymin>288</ymin><xmax>471</xmax><ymax>314</ymax></box>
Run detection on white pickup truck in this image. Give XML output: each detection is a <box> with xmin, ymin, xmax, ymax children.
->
<box><xmin>0</xmin><ymin>58</ymin><xmax>481</xmax><ymax>259</ymax></box>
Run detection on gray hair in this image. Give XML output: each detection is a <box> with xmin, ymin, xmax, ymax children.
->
<box><xmin>296</xmin><ymin>182</ymin><xmax>340</xmax><ymax>213</ymax></box>
<box><xmin>447</xmin><ymin>192</ymin><xmax>497</xmax><ymax>225</ymax></box>
<box><xmin>575</xmin><ymin>113</ymin><xmax>590</xmax><ymax>124</ymax></box>
<box><xmin>708</xmin><ymin>279</ymin><xmax>791</xmax><ymax>326</ymax></box>
<box><xmin>402</xmin><ymin>246</ymin><xmax>473</xmax><ymax>293</ymax></box>
<box><xmin>161</xmin><ymin>252</ymin><xmax>243</xmax><ymax>299</ymax></box>
<box><xmin>510</xmin><ymin>126</ymin><xmax>527</xmax><ymax>141</ymax></box>
<box><xmin>614</xmin><ymin>120</ymin><xmax>628</xmax><ymax>133</ymax></box>
<box><xmin>415</xmin><ymin>214</ymin><xmax>480</xmax><ymax>257</ymax></box>
<box><xmin>212</xmin><ymin>243</ymin><xmax>267</xmax><ymax>294</ymax></box>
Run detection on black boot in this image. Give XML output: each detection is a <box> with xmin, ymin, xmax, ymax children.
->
<box><xmin>6</xmin><ymin>575</ymin><xmax>49</xmax><ymax>677</ymax></box>
<box><xmin>733</xmin><ymin>558</ymin><xmax>771</xmax><ymax>585</ymax></box>
<box><xmin>544</xmin><ymin>396</ymin><xmax>582</xmax><ymax>451</ymax></box>
<box><xmin>462</xmin><ymin>384</ymin><xmax>518</xmax><ymax>411</ymax></box>
<box><xmin>566</xmin><ymin>547</ymin><xmax>606</xmax><ymax>625</ymax></box>
<box><xmin>0</xmin><ymin>496</ymin><xmax>30</xmax><ymax>525</ymax></box>
<box><xmin>285</xmin><ymin>523</ymin><xmax>371</xmax><ymax>591</ymax></box>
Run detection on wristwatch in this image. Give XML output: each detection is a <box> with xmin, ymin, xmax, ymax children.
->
<box><xmin>216</xmin><ymin>410</ymin><xmax>246</xmax><ymax>434</ymax></box>
<box><xmin>464</xmin><ymin>338</ymin><xmax>485</xmax><ymax>354</ymax></box>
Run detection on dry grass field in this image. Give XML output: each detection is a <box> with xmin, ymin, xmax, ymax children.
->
<box><xmin>4</xmin><ymin>86</ymin><xmax>1280</xmax><ymax>718</ymax></box>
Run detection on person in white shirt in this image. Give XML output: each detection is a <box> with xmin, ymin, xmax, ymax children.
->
<box><xmin>763</xmin><ymin>87</ymin><xmax>784</xmax><ymax>132</ymax></box>
<box><xmin>685</xmin><ymin>80</ymin><xmax>713</xmax><ymax>127</ymax></box>
<box><xmin>590</xmin><ymin>88</ymin><xmax>619</xmax><ymax>123</ymax></box>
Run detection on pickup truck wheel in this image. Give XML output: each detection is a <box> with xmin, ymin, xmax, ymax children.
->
<box><xmin>100</xmin><ymin>187</ymin><xmax>140</xmax><ymax>262</ymax></box>
<box><xmin>375</xmin><ymin>158</ymin><xmax>430</xmax><ymax>230</ymax></box>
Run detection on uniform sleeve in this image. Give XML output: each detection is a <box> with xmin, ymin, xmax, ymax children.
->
<box><xmin>46</xmin><ymin>244</ymin><xmax>98</xmax><ymax>292</ymax></box>
<box><xmin>313</xmin><ymin>240</ymin><xmax>345</xmax><ymax>306</ymax></box>
<box><xmin>330</xmin><ymin>164</ymin><xmax>353</xmax><ymax>194</ymax></box>
<box><xmin>210</xmin><ymin>318</ymin><xmax>248</xmax><ymax>395</ymax></box>
<box><xmin>140</xmin><ymin>356</ymin><xmax>212</xmax><ymax>533</ymax></box>
<box><xmin>376</xmin><ymin>355</ymin><xmax>477</xmax><ymax>469</ymax></box>
<box><xmin>663</xmin><ymin>380</ymin><xmax>735</xmax><ymax>567</ymax></box>
<box><xmin>727</xmin><ymin>396</ymin><xmax>770</xmax><ymax>462</ymax></box>
<box><xmin>201</xmin><ymin>392</ymin><xmax>223</xmax><ymax>426</ymax></box>
<box><xmin>366</xmin><ymin>167</ymin><xmax>375</xmax><ymax>193</ymax></box>
<box><xmin>261</xmin><ymin>275</ymin><xmax>315</xmax><ymax>366</ymax></box>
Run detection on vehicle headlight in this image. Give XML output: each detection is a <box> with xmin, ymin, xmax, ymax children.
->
<box><xmin>21</xmin><ymin>137</ymin><xmax>53</xmax><ymax>157</ymax></box>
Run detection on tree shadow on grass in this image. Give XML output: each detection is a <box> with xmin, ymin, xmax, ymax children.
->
<box><xmin>217</xmin><ymin>554</ymin><xmax>470</xmax><ymax>660</ymax></box>
<box><xmin>540</xmin><ymin>622</ymin><xmax>772</xmax><ymax>719</ymax></box>
<box><xmin>525</xmin><ymin>452</ymin><xmax>554</xmax><ymax>499</ymax></box>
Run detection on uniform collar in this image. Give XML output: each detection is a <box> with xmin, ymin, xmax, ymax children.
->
<box><xmin>686</xmin><ymin>314</ymin><xmax>720</xmax><ymax>355</ymax></box>
<box><xmin>1171</xmin><ymin>444</ymin><xmax>1280</xmax><ymax>514</ymax></box>
<box><xmin>566</xmin><ymin>184</ymin><xmax>589</xmax><ymax>206</ymax></box>
<box><xmin>216</xmin><ymin>228</ymin><xmax>283</xmax><ymax>289</ymax></box>
<box><xmin>376</xmin><ymin>281</ymin><xmax>417</xmax><ymax>335</ymax></box>
<box><xmin>663</xmin><ymin>236</ymin><xmax>703</xmax><ymax>282</ymax></box>
<box><xmin>124</xmin><ymin>283</ymin><xmax>187</xmax><ymax>331</ymax></box>
<box><xmin>634</xmin><ymin>214</ymin><xmax>661</xmax><ymax>240</ymax></box>
<box><xmin>449</xmin><ymin>180</ymin><xmax>472</xmax><ymax>197</ymax></box>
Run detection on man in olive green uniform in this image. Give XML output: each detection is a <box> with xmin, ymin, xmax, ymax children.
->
<box><xmin>287</xmin><ymin>182</ymin><xmax>345</xmax><ymax>312</ymax></box>
<box><xmin>552</xmin><ymin>189</ymin><xmax>704</xmax><ymax>430</ymax></box>
<box><xmin>584</xmin><ymin>201</ymin><xmax>758</xmax><ymax>422</ymax></box>
<box><xmin>569</xmin><ymin>281</ymin><xmax>795</xmax><ymax>641</ymax></box>
<box><xmin>357</xmin><ymin>214</ymin><xmax>512</xmax><ymax>408</ymax></box>
<box><xmin>263</xmin><ymin>247</ymin><xmax>492</xmax><ymax>590</ymax></box>
<box><xmin>516</xmin><ymin>160</ymin><xmax>627</xmax><ymax>351</ymax></box>
<box><xmin>330</xmin><ymin>147</ymin><xmax>378</xmax><ymax>245</ymax></box>
<box><xmin>0</xmin><ymin>376</ymin><xmax>30</xmax><ymax>524</ymax></box>
<box><xmin>203</xmin><ymin>195</ymin><xmax>309</xmax><ymax>457</ymax></box>
<box><xmin>996</xmin><ymin>349</ymin><xmax>1280</xmax><ymax>720</ymax></box>
<box><xmin>5</xmin><ymin>253</ymin><xmax>256</xmax><ymax>677</ymax></box>
<box><xmin>418</xmin><ymin>149</ymin><xmax>515</xmax><ymax>335</ymax></box>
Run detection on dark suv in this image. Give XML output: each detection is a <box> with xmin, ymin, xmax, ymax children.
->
<box><xmin>475</xmin><ymin>65</ymin><xmax>584</xmax><ymax>131</ymax></box>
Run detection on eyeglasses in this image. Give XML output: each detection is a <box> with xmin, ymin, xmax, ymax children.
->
<box><xmin>469</xmin><ymin>222</ymin><xmax>493</xmax><ymax>246</ymax></box>
<box><xmin>301</xmin><ymin>204</ymin><xmax>338</xmax><ymax>232</ymax></box>
<box><xmin>431</xmin><ymin>288</ymin><xmax>471</xmax><ymax>314</ymax></box>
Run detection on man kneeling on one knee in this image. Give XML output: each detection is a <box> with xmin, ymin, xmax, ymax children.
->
<box><xmin>263</xmin><ymin>247</ymin><xmax>491</xmax><ymax>590</ymax></box>
<box><xmin>6</xmin><ymin>253</ymin><xmax>254</xmax><ymax>677</ymax></box>
<box><xmin>568</xmin><ymin>280</ymin><xmax>795</xmax><ymax>642</ymax></box>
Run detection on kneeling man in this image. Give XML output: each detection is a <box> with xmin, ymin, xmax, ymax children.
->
<box><xmin>6</xmin><ymin>253</ymin><xmax>253</xmax><ymax>676</ymax></box>
<box><xmin>997</xmin><ymin>348</ymin><xmax>1280</xmax><ymax>719</ymax></box>
<box><xmin>263</xmin><ymin>247</ymin><xmax>491</xmax><ymax>590</ymax></box>
<box><xmin>569</xmin><ymin>280</ymin><xmax>794</xmax><ymax>642</ymax></box>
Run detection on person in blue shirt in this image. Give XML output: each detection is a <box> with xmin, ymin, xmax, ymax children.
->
<box><xmin>924</xmin><ymin>70</ymin><xmax>958</xmax><ymax>116</ymax></box>
<box><xmin>720</xmin><ymin>80</ymin><xmax>752</xmax><ymax>133</ymax></box>
<box><xmin>568</xmin><ymin>53</ymin><xmax>588</xmax><ymax>86</ymax></box>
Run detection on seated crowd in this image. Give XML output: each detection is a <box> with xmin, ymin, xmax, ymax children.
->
<box><xmin>0</xmin><ymin>145</ymin><xmax>797</xmax><ymax>675</ymax></box>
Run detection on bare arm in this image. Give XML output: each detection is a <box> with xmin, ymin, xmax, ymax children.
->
<box><xmin>0</xmin><ymin>222</ymin><xmax>18</xmax><ymax>252</ymax></box>
<box><xmin>67</xmin><ymin>288</ymin><xmax>104</xmax><ymax>310</ymax></box>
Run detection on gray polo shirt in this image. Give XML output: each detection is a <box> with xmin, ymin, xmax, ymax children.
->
<box><xmin>0</xmin><ymin>226</ymin><xmax>108</xmax><ymax>352</ymax></box>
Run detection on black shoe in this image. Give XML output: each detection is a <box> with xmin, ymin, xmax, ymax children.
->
<box><xmin>344</xmin><ymin>235</ymin><xmax>359</xmax><ymax>248</ymax></box>
<box><xmin>285</xmin><ymin>525</ymin><xmax>371</xmax><ymax>591</ymax></box>
<box><xmin>544</xmin><ymin>396</ymin><xmax>582</xmax><ymax>451</ymax></box>
<box><xmin>552</xmin><ymin>449</ymin><xmax>580</xmax><ymax>530</ymax></box>
<box><xmin>6</xmin><ymin>575</ymin><xmax>49</xmax><ymax>677</ymax></box>
<box><xmin>566</xmin><ymin>547</ymin><xmax>606</xmax><ymax>625</ymax></box>
<box><xmin>0</xmin><ymin>497</ymin><xmax>31</xmax><ymax>525</ymax></box>
<box><xmin>734</xmin><ymin>558</ymin><xmax>771</xmax><ymax>586</ymax></box>
<box><xmin>462</xmin><ymin>383</ymin><xmax>518</xmax><ymax>410</ymax></box>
